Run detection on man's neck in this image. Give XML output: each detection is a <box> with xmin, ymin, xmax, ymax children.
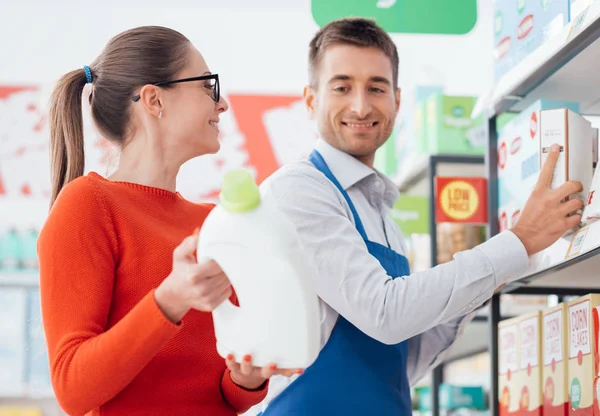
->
<box><xmin>353</xmin><ymin>154</ymin><xmax>375</xmax><ymax>168</ymax></box>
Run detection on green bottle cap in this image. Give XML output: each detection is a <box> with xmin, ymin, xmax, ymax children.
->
<box><xmin>219</xmin><ymin>169</ymin><xmax>261</xmax><ymax>213</ymax></box>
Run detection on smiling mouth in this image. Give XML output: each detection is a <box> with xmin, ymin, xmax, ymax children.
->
<box><xmin>342</xmin><ymin>121</ymin><xmax>378</xmax><ymax>129</ymax></box>
<box><xmin>209</xmin><ymin>120</ymin><xmax>219</xmax><ymax>127</ymax></box>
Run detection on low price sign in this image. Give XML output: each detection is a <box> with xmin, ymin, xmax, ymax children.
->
<box><xmin>435</xmin><ymin>177</ymin><xmax>488</xmax><ymax>224</ymax></box>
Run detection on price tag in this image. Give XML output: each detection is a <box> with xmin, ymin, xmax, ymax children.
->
<box><xmin>568</xmin><ymin>6</ymin><xmax>591</xmax><ymax>41</ymax></box>
<box><xmin>566</xmin><ymin>226</ymin><xmax>589</xmax><ymax>259</ymax></box>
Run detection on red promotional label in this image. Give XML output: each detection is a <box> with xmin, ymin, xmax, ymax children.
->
<box><xmin>518</xmin><ymin>15</ymin><xmax>534</xmax><ymax>40</ymax></box>
<box><xmin>499</xmin><ymin>142</ymin><xmax>508</xmax><ymax>169</ymax></box>
<box><xmin>496</xmin><ymin>37</ymin><xmax>512</xmax><ymax>60</ymax></box>
<box><xmin>436</xmin><ymin>177</ymin><xmax>488</xmax><ymax>224</ymax></box>
<box><xmin>511</xmin><ymin>137</ymin><xmax>522</xmax><ymax>155</ymax></box>
<box><xmin>531</xmin><ymin>112</ymin><xmax>538</xmax><ymax>139</ymax></box>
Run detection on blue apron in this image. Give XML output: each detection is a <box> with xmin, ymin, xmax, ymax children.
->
<box><xmin>260</xmin><ymin>149</ymin><xmax>412</xmax><ymax>415</ymax></box>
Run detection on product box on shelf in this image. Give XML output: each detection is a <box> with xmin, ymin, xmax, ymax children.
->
<box><xmin>567</xmin><ymin>294</ymin><xmax>600</xmax><ymax>415</ymax></box>
<box><xmin>494</xmin><ymin>0</ymin><xmax>518</xmax><ymax>81</ymax></box>
<box><xmin>414</xmin><ymin>100</ymin><xmax>428</xmax><ymax>156</ymax></box>
<box><xmin>494</xmin><ymin>0</ymin><xmax>570</xmax><ymax>82</ymax></box>
<box><xmin>499</xmin><ymin>317</ymin><xmax>521</xmax><ymax>416</ymax></box>
<box><xmin>497</xmin><ymin>99</ymin><xmax>580</xmax><ymax>232</ymax></box>
<box><xmin>438</xmin><ymin>384</ymin><xmax>487</xmax><ymax>411</ymax></box>
<box><xmin>582</xmin><ymin>165</ymin><xmax>600</xmax><ymax>224</ymax></box>
<box><xmin>593</xmin><ymin>128</ymin><xmax>599</xmax><ymax>168</ymax></box>
<box><xmin>570</xmin><ymin>0</ymin><xmax>594</xmax><ymax>22</ymax></box>
<box><xmin>519</xmin><ymin>311</ymin><xmax>544</xmax><ymax>415</ymax></box>
<box><xmin>514</xmin><ymin>0</ymin><xmax>570</xmax><ymax>64</ymax></box>
<box><xmin>424</xmin><ymin>94</ymin><xmax>480</xmax><ymax>155</ymax></box>
<box><xmin>540</xmin><ymin>108</ymin><xmax>594</xmax><ymax>206</ymax></box>
<box><xmin>542</xmin><ymin>303</ymin><xmax>569</xmax><ymax>416</ymax></box>
<box><xmin>411</xmin><ymin>86</ymin><xmax>444</xmax><ymax>157</ymax></box>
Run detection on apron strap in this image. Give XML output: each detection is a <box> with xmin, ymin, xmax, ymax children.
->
<box><xmin>308</xmin><ymin>150</ymin><xmax>368</xmax><ymax>241</ymax></box>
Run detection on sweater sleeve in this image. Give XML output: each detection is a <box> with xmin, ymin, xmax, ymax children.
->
<box><xmin>220</xmin><ymin>369</ymin><xmax>269</xmax><ymax>414</ymax></box>
<box><xmin>37</xmin><ymin>178</ymin><xmax>181</xmax><ymax>416</ymax></box>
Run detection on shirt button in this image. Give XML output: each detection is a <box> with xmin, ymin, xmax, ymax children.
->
<box><xmin>374</xmin><ymin>180</ymin><xmax>381</xmax><ymax>188</ymax></box>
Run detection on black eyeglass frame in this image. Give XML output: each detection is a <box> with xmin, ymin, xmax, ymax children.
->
<box><xmin>131</xmin><ymin>74</ymin><xmax>220</xmax><ymax>103</ymax></box>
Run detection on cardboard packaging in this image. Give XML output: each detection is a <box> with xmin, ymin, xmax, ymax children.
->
<box><xmin>500</xmin><ymin>317</ymin><xmax>522</xmax><ymax>416</ymax></box>
<box><xmin>494</xmin><ymin>0</ymin><xmax>570</xmax><ymax>82</ymax></box>
<box><xmin>567</xmin><ymin>294</ymin><xmax>600</xmax><ymax>415</ymax></box>
<box><xmin>571</xmin><ymin>0</ymin><xmax>594</xmax><ymax>22</ymax></box>
<box><xmin>514</xmin><ymin>0</ymin><xmax>570</xmax><ymax>64</ymax></box>
<box><xmin>582</xmin><ymin>166</ymin><xmax>600</xmax><ymax>225</ymax></box>
<box><xmin>424</xmin><ymin>94</ymin><xmax>481</xmax><ymax>156</ymax></box>
<box><xmin>540</xmin><ymin>108</ymin><xmax>594</xmax><ymax>206</ymax></box>
<box><xmin>593</xmin><ymin>128</ymin><xmax>598</xmax><ymax>168</ymax></box>
<box><xmin>543</xmin><ymin>303</ymin><xmax>569</xmax><ymax>416</ymax></box>
<box><xmin>497</xmin><ymin>100</ymin><xmax>580</xmax><ymax>232</ymax></box>
<box><xmin>494</xmin><ymin>0</ymin><xmax>518</xmax><ymax>81</ymax></box>
<box><xmin>519</xmin><ymin>312</ymin><xmax>544</xmax><ymax>415</ymax></box>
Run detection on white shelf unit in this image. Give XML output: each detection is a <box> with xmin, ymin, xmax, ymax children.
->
<box><xmin>477</xmin><ymin>3</ymin><xmax>600</xmax><ymax>415</ymax></box>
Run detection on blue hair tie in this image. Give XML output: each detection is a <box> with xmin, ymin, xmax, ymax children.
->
<box><xmin>83</xmin><ymin>65</ymin><xmax>93</xmax><ymax>84</ymax></box>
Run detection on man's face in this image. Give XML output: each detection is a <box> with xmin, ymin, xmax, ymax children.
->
<box><xmin>305</xmin><ymin>44</ymin><xmax>400</xmax><ymax>166</ymax></box>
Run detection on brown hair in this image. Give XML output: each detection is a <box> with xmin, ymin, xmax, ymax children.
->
<box><xmin>48</xmin><ymin>26</ymin><xmax>191</xmax><ymax>206</ymax></box>
<box><xmin>308</xmin><ymin>17</ymin><xmax>399</xmax><ymax>89</ymax></box>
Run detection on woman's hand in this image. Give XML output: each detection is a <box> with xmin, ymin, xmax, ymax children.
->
<box><xmin>226</xmin><ymin>354</ymin><xmax>304</xmax><ymax>390</ymax></box>
<box><xmin>155</xmin><ymin>228</ymin><xmax>232</xmax><ymax>323</ymax></box>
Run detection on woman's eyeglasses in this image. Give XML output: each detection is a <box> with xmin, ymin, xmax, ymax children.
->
<box><xmin>131</xmin><ymin>74</ymin><xmax>220</xmax><ymax>103</ymax></box>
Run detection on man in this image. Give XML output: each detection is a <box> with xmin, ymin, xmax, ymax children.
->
<box><xmin>257</xmin><ymin>17</ymin><xmax>583</xmax><ymax>415</ymax></box>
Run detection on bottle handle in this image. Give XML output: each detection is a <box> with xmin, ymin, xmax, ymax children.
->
<box><xmin>196</xmin><ymin>256</ymin><xmax>242</xmax><ymax>322</ymax></box>
<box><xmin>213</xmin><ymin>298</ymin><xmax>241</xmax><ymax>321</ymax></box>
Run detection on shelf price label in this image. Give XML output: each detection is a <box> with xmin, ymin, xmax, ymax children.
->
<box><xmin>435</xmin><ymin>177</ymin><xmax>488</xmax><ymax>224</ymax></box>
<box><xmin>565</xmin><ymin>226</ymin><xmax>589</xmax><ymax>259</ymax></box>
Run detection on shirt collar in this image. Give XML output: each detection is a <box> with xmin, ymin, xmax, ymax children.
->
<box><xmin>314</xmin><ymin>139</ymin><xmax>400</xmax><ymax>208</ymax></box>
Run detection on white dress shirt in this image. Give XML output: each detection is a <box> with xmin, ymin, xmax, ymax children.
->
<box><xmin>251</xmin><ymin>139</ymin><xmax>530</xmax><ymax>412</ymax></box>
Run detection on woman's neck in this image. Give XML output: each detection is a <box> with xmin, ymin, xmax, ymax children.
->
<box><xmin>108</xmin><ymin>134</ymin><xmax>181</xmax><ymax>192</ymax></box>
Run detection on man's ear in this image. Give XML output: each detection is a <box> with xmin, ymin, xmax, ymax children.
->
<box><xmin>304</xmin><ymin>85</ymin><xmax>317</xmax><ymax>120</ymax></box>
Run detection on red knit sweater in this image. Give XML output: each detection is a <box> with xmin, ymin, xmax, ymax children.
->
<box><xmin>37</xmin><ymin>172</ymin><xmax>268</xmax><ymax>416</ymax></box>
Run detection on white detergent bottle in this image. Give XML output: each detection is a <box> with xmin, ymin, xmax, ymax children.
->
<box><xmin>197</xmin><ymin>169</ymin><xmax>321</xmax><ymax>369</ymax></box>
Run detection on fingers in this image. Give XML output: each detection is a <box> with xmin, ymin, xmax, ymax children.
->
<box><xmin>195</xmin><ymin>259</ymin><xmax>225</xmax><ymax>279</ymax></box>
<box><xmin>208</xmin><ymin>285</ymin><xmax>232</xmax><ymax>309</ymax></box>
<box><xmin>536</xmin><ymin>144</ymin><xmax>560</xmax><ymax>190</ymax></box>
<box><xmin>559</xmin><ymin>198</ymin><xmax>584</xmax><ymax>216</ymax></box>
<box><xmin>190</xmin><ymin>274</ymin><xmax>231</xmax><ymax>311</ymax></box>
<box><xmin>261</xmin><ymin>363</ymin><xmax>278</xmax><ymax>379</ymax></box>
<box><xmin>276</xmin><ymin>368</ymin><xmax>303</xmax><ymax>377</ymax></box>
<box><xmin>240</xmin><ymin>354</ymin><xmax>253</xmax><ymax>376</ymax></box>
<box><xmin>226</xmin><ymin>354</ymin><xmax>305</xmax><ymax>379</ymax></box>
<box><xmin>173</xmin><ymin>228</ymin><xmax>200</xmax><ymax>262</ymax></box>
<box><xmin>553</xmin><ymin>180</ymin><xmax>584</xmax><ymax>201</ymax></box>
<box><xmin>226</xmin><ymin>354</ymin><xmax>239</xmax><ymax>373</ymax></box>
<box><xmin>564</xmin><ymin>212</ymin><xmax>583</xmax><ymax>230</ymax></box>
<box><xmin>187</xmin><ymin>262</ymin><xmax>228</xmax><ymax>285</ymax></box>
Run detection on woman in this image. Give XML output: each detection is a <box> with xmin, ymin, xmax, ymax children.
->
<box><xmin>38</xmin><ymin>26</ymin><xmax>297</xmax><ymax>416</ymax></box>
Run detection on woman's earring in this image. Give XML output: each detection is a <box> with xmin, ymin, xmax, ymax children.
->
<box><xmin>158</xmin><ymin>110</ymin><xmax>163</xmax><ymax>119</ymax></box>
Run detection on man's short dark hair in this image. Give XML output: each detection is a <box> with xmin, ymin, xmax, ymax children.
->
<box><xmin>308</xmin><ymin>17</ymin><xmax>399</xmax><ymax>88</ymax></box>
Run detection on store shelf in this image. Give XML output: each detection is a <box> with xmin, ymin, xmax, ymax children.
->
<box><xmin>474</xmin><ymin>1</ymin><xmax>600</xmax><ymax>118</ymax></box>
<box><xmin>393</xmin><ymin>155</ymin><xmax>430</xmax><ymax>193</ymax></box>
<box><xmin>444</xmin><ymin>319</ymin><xmax>488</xmax><ymax>364</ymax></box>
<box><xmin>0</xmin><ymin>271</ymin><xmax>39</xmax><ymax>288</ymax></box>
<box><xmin>500</xmin><ymin>219</ymin><xmax>600</xmax><ymax>293</ymax></box>
<box><xmin>393</xmin><ymin>155</ymin><xmax>486</xmax><ymax>194</ymax></box>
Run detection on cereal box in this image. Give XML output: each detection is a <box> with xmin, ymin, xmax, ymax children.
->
<box><xmin>543</xmin><ymin>303</ymin><xmax>569</xmax><ymax>416</ymax></box>
<box><xmin>500</xmin><ymin>317</ymin><xmax>522</xmax><ymax>416</ymax></box>
<box><xmin>567</xmin><ymin>294</ymin><xmax>600</xmax><ymax>415</ymax></box>
<box><xmin>519</xmin><ymin>312</ymin><xmax>543</xmax><ymax>415</ymax></box>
